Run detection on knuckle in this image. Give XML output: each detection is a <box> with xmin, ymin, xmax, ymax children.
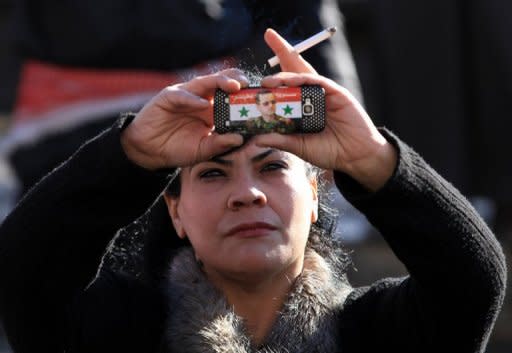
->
<box><xmin>162</xmin><ymin>85</ymin><xmax>178</xmax><ymax>95</ymax></box>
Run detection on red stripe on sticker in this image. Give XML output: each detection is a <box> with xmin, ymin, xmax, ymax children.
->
<box><xmin>229</xmin><ymin>87</ymin><xmax>301</xmax><ymax>104</ymax></box>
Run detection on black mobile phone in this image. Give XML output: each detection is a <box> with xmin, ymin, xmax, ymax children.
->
<box><xmin>213</xmin><ymin>85</ymin><xmax>325</xmax><ymax>135</ymax></box>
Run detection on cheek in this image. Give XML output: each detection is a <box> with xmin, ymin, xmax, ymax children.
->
<box><xmin>178</xmin><ymin>191</ymin><xmax>223</xmax><ymax>235</ymax></box>
<box><xmin>177</xmin><ymin>198</ymin><xmax>222</xmax><ymax>262</ymax></box>
<box><xmin>276</xmin><ymin>178</ymin><xmax>315</xmax><ymax>230</ymax></box>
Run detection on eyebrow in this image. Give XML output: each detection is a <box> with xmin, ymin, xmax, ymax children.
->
<box><xmin>211</xmin><ymin>149</ymin><xmax>276</xmax><ymax>166</ymax></box>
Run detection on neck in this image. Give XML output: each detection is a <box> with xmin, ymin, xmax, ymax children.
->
<box><xmin>164</xmin><ymin>248</ymin><xmax>353</xmax><ymax>353</ymax></box>
<box><xmin>205</xmin><ymin>260</ymin><xmax>304</xmax><ymax>346</ymax></box>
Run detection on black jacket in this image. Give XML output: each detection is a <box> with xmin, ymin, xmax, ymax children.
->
<box><xmin>0</xmin><ymin>118</ymin><xmax>506</xmax><ymax>352</ymax></box>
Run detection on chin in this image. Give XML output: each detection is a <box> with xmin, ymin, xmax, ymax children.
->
<box><xmin>230</xmin><ymin>248</ymin><xmax>295</xmax><ymax>277</ymax></box>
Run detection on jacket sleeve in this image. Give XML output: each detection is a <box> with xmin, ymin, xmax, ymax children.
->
<box><xmin>335</xmin><ymin>129</ymin><xmax>507</xmax><ymax>353</ymax></box>
<box><xmin>0</xmin><ymin>116</ymin><xmax>169</xmax><ymax>352</ymax></box>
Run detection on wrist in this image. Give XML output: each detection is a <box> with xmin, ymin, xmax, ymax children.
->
<box><xmin>344</xmin><ymin>139</ymin><xmax>398</xmax><ymax>192</ymax></box>
<box><xmin>120</xmin><ymin>124</ymin><xmax>160</xmax><ymax>171</ymax></box>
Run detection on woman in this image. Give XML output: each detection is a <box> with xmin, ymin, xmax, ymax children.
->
<box><xmin>0</xmin><ymin>30</ymin><xmax>506</xmax><ymax>353</ymax></box>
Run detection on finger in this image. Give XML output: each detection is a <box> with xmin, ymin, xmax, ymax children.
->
<box><xmin>157</xmin><ymin>87</ymin><xmax>210</xmax><ymax>112</ymax></box>
<box><xmin>251</xmin><ymin>133</ymin><xmax>305</xmax><ymax>158</ymax></box>
<box><xmin>261</xmin><ymin>72</ymin><xmax>334</xmax><ymax>90</ymax></box>
<box><xmin>261</xmin><ymin>72</ymin><xmax>357</xmax><ymax>105</ymax></box>
<box><xmin>264</xmin><ymin>28</ymin><xmax>317</xmax><ymax>74</ymax></box>
<box><xmin>197</xmin><ymin>133</ymin><xmax>244</xmax><ymax>162</ymax></box>
<box><xmin>185</xmin><ymin>70</ymin><xmax>250</xmax><ymax>123</ymax></box>
<box><xmin>218</xmin><ymin>69</ymin><xmax>250</xmax><ymax>88</ymax></box>
<box><xmin>325</xmin><ymin>91</ymin><xmax>361</xmax><ymax>112</ymax></box>
<box><xmin>183</xmin><ymin>70</ymin><xmax>248</xmax><ymax>98</ymax></box>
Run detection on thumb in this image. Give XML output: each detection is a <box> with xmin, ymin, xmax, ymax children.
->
<box><xmin>264</xmin><ymin>28</ymin><xmax>317</xmax><ymax>74</ymax></box>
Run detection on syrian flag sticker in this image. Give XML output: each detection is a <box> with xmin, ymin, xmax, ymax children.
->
<box><xmin>228</xmin><ymin>87</ymin><xmax>302</xmax><ymax>121</ymax></box>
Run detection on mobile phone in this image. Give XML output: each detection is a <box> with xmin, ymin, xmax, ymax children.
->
<box><xmin>214</xmin><ymin>85</ymin><xmax>325</xmax><ymax>135</ymax></box>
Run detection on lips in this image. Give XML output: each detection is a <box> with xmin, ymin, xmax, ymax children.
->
<box><xmin>226</xmin><ymin>222</ymin><xmax>277</xmax><ymax>238</ymax></box>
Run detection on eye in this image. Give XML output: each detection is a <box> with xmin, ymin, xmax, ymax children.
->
<box><xmin>261</xmin><ymin>161</ymin><xmax>287</xmax><ymax>172</ymax></box>
<box><xmin>199</xmin><ymin>168</ymin><xmax>226</xmax><ymax>179</ymax></box>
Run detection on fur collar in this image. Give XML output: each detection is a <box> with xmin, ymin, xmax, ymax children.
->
<box><xmin>163</xmin><ymin>247</ymin><xmax>352</xmax><ymax>353</ymax></box>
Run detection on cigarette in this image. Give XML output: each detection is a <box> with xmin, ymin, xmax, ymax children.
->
<box><xmin>267</xmin><ymin>26</ymin><xmax>337</xmax><ymax>68</ymax></box>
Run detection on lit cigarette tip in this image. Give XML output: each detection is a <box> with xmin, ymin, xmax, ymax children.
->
<box><xmin>267</xmin><ymin>26</ymin><xmax>338</xmax><ymax>68</ymax></box>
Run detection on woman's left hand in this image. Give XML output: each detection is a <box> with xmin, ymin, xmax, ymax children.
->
<box><xmin>252</xmin><ymin>29</ymin><xmax>397</xmax><ymax>191</ymax></box>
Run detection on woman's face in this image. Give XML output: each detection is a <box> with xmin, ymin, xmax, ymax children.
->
<box><xmin>165</xmin><ymin>141</ymin><xmax>318</xmax><ymax>282</ymax></box>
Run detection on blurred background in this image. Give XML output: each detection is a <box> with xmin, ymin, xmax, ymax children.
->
<box><xmin>0</xmin><ymin>0</ymin><xmax>510</xmax><ymax>352</ymax></box>
<box><xmin>338</xmin><ymin>1</ymin><xmax>512</xmax><ymax>352</ymax></box>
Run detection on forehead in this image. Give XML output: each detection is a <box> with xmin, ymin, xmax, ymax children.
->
<box><xmin>257</xmin><ymin>93</ymin><xmax>275</xmax><ymax>102</ymax></box>
<box><xmin>187</xmin><ymin>141</ymin><xmax>304</xmax><ymax>169</ymax></box>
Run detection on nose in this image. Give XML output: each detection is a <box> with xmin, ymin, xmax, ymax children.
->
<box><xmin>227</xmin><ymin>176</ymin><xmax>267</xmax><ymax>210</ymax></box>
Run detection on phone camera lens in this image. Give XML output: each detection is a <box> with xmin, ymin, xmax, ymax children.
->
<box><xmin>303</xmin><ymin>98</ymin><xmax>314</xmax><ymax>116</ymax></box>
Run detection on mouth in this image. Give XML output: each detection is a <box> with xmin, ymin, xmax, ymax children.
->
<box><xmin>226</xmin><ymin>222</ymin><xmax>277</xmax><ymax>238</ymax></box>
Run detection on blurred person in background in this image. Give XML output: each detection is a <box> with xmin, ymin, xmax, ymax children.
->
<box><xmin>338</xmin><ymin>0</ymin><xmax>512</xmax><ymax>239</ymax></box>
<box><xmin>0</xmin><ymin>0</ymin><xmax>361</xmax><ymax>200</ymax></box>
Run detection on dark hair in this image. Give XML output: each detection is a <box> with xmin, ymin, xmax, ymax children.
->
<box><xmin>255</xmin><ymin>89</ymin><xmax>274</xmax><ymax>104</ymax></box>
<box><xmin>165</xmin><ymin>168</ymin><xmax>182</xmax><ymax>198</ymax></box>
<box><xmin>302</xmin><ymin>165</ymin><xmax>351</xmax><ymax>278</ymax></box>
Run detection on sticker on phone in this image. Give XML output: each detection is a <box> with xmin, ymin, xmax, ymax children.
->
<box><xmin>214</xmin><ymin>85</ymin><xmax>325</xmax><ymax>135</ymax></box>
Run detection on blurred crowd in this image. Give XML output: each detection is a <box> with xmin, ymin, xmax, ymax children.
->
<box><xmin>0</xmin><ymin>0</ymin><xmax>510</xmax><ymax>352</ymax></box>
<box><xmin>339</xmin><ymin>1</ymin><xmax>512</xmax><ymax>351</ymax></box>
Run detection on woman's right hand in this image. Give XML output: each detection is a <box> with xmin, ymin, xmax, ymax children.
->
<box><xmin>255</xmin><ymin>29</ymin><xmax>397</xmax><ymax>192</ymax></box>
<box><xmin>121</xmin><ymin>69</ymin><xmax>248</xmax><ymax>170</ymax></box>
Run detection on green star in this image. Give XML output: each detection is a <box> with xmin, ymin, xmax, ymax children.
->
<box><xmin>282</xmin><ymin>105</ymin><xmax>293</xmax><ymax>115</ymax></box>
<box><xmin>239</xmin><ymin>106</ymin><xmax>249</xmax><ymax>118</ymax></box>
